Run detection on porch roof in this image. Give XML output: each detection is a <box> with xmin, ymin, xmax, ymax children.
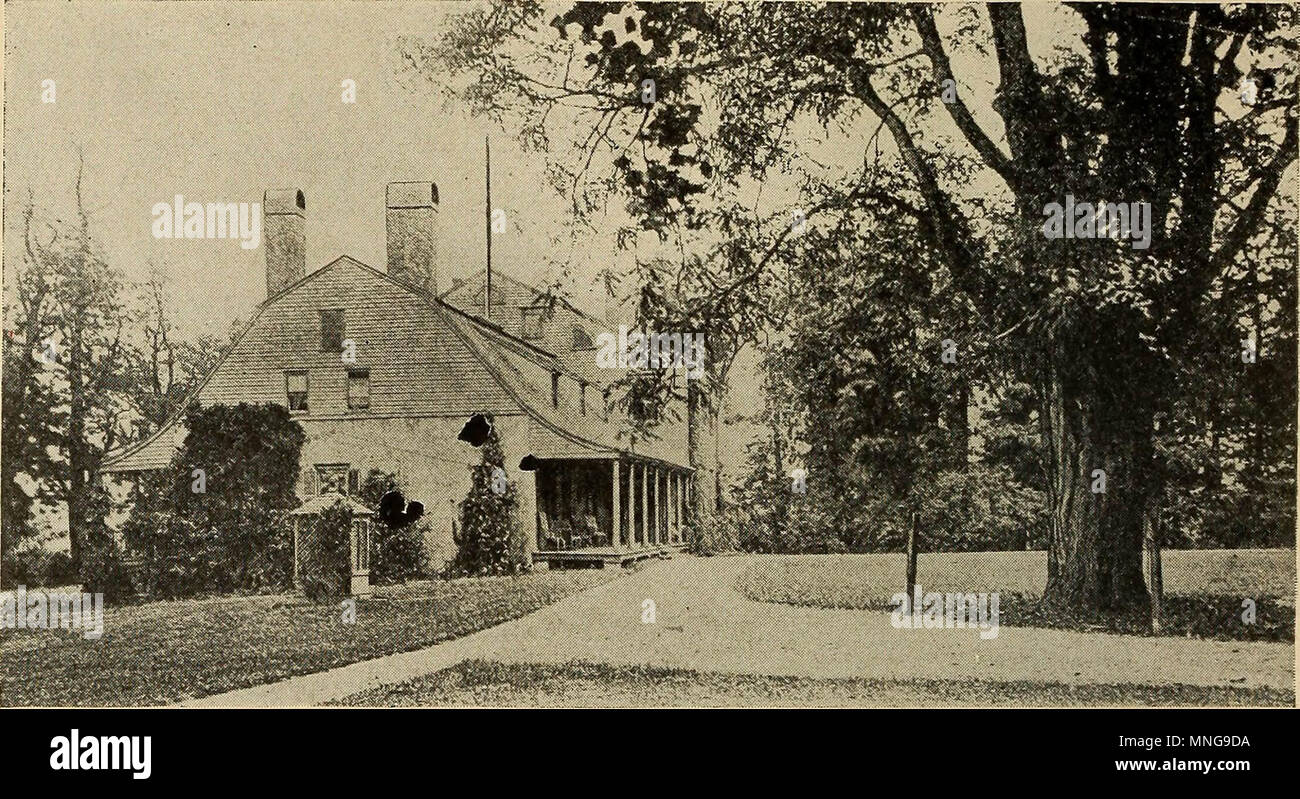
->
<box><xmin>444</xmin><ymin>305</ymin><xmax>692</xmax><ymax>470</ymax></box>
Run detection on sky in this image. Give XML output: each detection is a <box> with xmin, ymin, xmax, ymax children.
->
<box><xmin>2</xmin><ymin>0</ymin><xmax>1169</xmax><ymax>521</ymax></box>
<box><xmin>3</xmin><ymin>1</ymin><xmax>639</xmax><ymax>342</ymax></box>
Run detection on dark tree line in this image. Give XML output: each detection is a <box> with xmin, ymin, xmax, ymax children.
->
<box><xmin>2</xmin><ymin>164</ymin><xmax>227</xmax><ymax>585</ymax></box>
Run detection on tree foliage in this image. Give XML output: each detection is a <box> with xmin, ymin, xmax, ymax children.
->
<box><xmin>423</xmin><ymin>2</ymin><xmax>1297</xmax><ymax>616</ymax></box>
<box><xmin>453</xmin><ymin>415</ymin><xmax>524</xmax><ymax>575</ymax></box>
<box><xmin>119</xmin><ymin>403</ymin><xmax>305</xmax><ymax>597</ymax></box>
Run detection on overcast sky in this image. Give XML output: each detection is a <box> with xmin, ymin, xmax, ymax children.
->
<box><xmin>3</xmin><ymin>1</ymin><xmax>644</xmax><ymax>341</ymax></box>
<box><xmin>3</xmin><ymin>1</ymin><xmax>1136</xmax><ymax>504</ymax></box>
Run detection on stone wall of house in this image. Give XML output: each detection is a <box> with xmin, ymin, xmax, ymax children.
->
<box><xmin>295</xmin><ymin>413</ymin><xmax>537</xmax><ymax>571</ymax></box>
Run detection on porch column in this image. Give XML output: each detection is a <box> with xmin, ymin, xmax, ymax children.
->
<box><xmin>624</xmin><ymin>462</ymin><xmax>634</xmax><ymax>543</ymax></box>
<box><xmin>672</xmin><ymin>471</ymin><xmax>679</xmax><ymax>543</ymax></box>
<box><xmin>673</xmin><ymin>471</ymin><xmax>680</xmax><ymax>543</ymax></box>
<box><xmin>611</xmin><ymin>459</ymin><xmax>622</xmax><ymax>551</ymax></box>
<box><xmin>657</xmin><ymin>467</ymin><xmax>665</xmax><ymax>545</ymax></box>
<box><xmin>648</xmin><ymin>465</ymin><xmax>657</xmax><ymax>545</ymax></box>
<box><xmin>682</xmin><ymin>472</ymin><xmax>689</xmax><ymax>540</ymax></box>
<box><xmin>653</xmin><ymin>468</ymin><xmax>661</xmax><ymax>545</ymax></box>
<box><xmin>651</xmin><ymin>463</ymin><xmax>659</xmax><ymax>545</ymax></box>
<box><xmin>640</xmin><ymin>461</ymin><xmax>648</xmax><ymax>547</ymax></box>
<box><xmin>659</xmin><ymin>469</ymin><xmax>668</xmax><ymax>544</ymax></box>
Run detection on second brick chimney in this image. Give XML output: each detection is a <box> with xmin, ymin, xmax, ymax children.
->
<box><xmin>386</xmin><ymin>181</ymin><xmax>438</xmax><ymax>294</ymax></box>
<box><xmin>264</xmin><ymin>188</ymin><xmax>306</xmax><ymax>297</ymax></box>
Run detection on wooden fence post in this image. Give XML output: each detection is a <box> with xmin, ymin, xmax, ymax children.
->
<box><xmin>1145</xmin><ymin>509</ymin><xmax>1163</xmax><ymax>633</ymax></box>
<box><xmin>905</xmin><ymin>510</ymin><xmax>919</xmax><ymax>613</ymax></box>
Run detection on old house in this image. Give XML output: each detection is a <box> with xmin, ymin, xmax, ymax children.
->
<box><xmin>99</xmin><ymin>182</ymin><xmax>694</xmax><ymax>569</ymax></box>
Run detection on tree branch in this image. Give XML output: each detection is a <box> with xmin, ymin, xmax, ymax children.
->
<box><xmin>1211</xmin><ymin>111</ymin><xmax>1299</xmax><ymax>273</ymax></box>
<box><xmin>910</xmin><ymin>6</ymin><xmax>1018</xmax><ymax>190</ymax></box>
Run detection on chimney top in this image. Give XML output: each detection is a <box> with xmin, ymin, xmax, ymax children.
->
<box><xmin>386</xmin><ymin>181</ymin><xmax>438</xmax><ymax>209</ymax></box>
<box><xmin>265</xmin><ymin>189</ymin><xmax>305</xmax><ymax>216</ymax></box>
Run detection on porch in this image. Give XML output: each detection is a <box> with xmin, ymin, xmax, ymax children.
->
<box><xmin>532</xmin><ymin>457</ymin><xmax>692</xmax><ymax>568</ymax></box>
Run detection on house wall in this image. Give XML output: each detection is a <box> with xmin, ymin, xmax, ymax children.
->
<box><xmin>199</xmin><ymin>260</ymin><xmax>518</xmax><ymax>416</ymax></box>
<box><xmin>295</xmin><ymin>413</ymin><xmax>537</xmax><ymax>570</ymax></box>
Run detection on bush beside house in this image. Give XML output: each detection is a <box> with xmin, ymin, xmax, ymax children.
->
<box><xmin>355</xmin><ymin>468</ymin><xmax>429</xmax><ymax>584</ymax></box>
<box><xmin>452</xmin><ymin>415</ymin><xmax>526</xmax><ymax>576</ymax></box>
<box><xmin>119</xmin><ymin>402</ymin><xmax>305</xmax><ymax>599</ymax></box>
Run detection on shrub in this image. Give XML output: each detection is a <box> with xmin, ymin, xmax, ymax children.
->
<box><xmin>373</xmin><ymin>520</ymin><xmax>429</xmax><ymax>584</ymax></box>
<box><xmin>42</xmin><ymin>551</ymin><xmax>76</xmax><ymax>586</ymax></box>
<box><xmin>120</xmin><ymin>403</ymin><xmax>304</xmax><ymax>597</ymax></box>
<box><xmin>914</xmin><ymin>465</ymin><xmax>1047</xmax><ymax>552</ymax></box>
<box><xmin>81</xmin><ymin>532</ymin><xmax>133</xmax><ymax>605</ymax></box>
<box><xmin>453</xmin><ymin>415</ymin><xmax>522</xmax><ymax>576</ymax></box>
<box><xmin>2</xmin><ymin>545</ymin><xmax>43</xmax><ymax>588</ymax></box>
<box><xmin>299</xmin><ymin>502</ymin><xmax>352</xmax><ymax>602</ymax></box>
<box><xmin>356</xmin><ymin>469</ymin><xmax>428</xmax><ymax>584</ymax></box>
<box><xmin>689</xmin><ymin>509</ymin><xmax>742</xmax><ymax>555</ymax></box>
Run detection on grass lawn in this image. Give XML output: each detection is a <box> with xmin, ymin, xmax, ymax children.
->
<box><xmin>333</xmin><ymin>658</ymin><xmax>1294</xmax><ymax>707</ymax></box>
<box><xmin>736</xmin><ymin>549</ymin><xmax>1295</xmax><ymax>641</ymax></box>
<box><xmin>0</xmin><ymin>568</ymin><xmax>616</xmax><ymax>707</ymax></box>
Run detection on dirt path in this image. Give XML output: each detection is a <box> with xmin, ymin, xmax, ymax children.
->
<box><xmin>182</xmin><ymin>554</ymin><xmax>1294</xmax><ymax>707</ymax></box>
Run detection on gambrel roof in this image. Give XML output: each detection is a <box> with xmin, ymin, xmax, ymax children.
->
<box><xmin>99</xmin><ymin>256</ymin><xmax>690</xmax><ymax>474</ymax></box>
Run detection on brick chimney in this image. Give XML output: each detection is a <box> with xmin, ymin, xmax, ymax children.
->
<box><xmin>386</xmin><ymin>181</ymin><xmax>438</xmax><ymax>293</ymax></box>
<box><xmin>264</xmin><ymin>189</ymin><xmax>306</xmax><ymax>297</ymax></box>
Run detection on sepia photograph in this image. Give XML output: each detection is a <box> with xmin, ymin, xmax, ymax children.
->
<box><xmin>0</xmin><ymin>0</ymin><xmax>1296</xmax><ymax>778</ymax></box>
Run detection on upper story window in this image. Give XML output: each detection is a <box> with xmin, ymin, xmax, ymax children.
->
<box><xmin>285</xmin><ymin>370</ymin><xmax>309</xmax><ymax>413</ymax></box>
<box><xmin>580</xmin><ymin>381</ymin><xmax>587</xmax><ymax>415</ymax></box>
<box><xmin>551</xmin><ymin>372</ymin><xmax>560</xmax><ymax>408</ymax></box>
<box><xmin>320</xmin><ymin>309</ymin><xmax>345</xmax><ymax>352</ymax></box>
<box><xmin>572</xmin><ymin>326</ymin><xmax>594</xmax><ymax>350</ymax></box>
<box><xmin>521</xmin><ymin>307</ymin><xmax>547</xmax><ymax>340</ymax></box>
<box><xmin>347</xmin><ymin>369</ymin><xmax>370</xmax><ymax>411</ymax></box>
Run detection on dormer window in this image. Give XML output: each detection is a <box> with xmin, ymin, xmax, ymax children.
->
<box><xmin>522</xmin><ymin>307</ymin><xmax>546</xmax><ymax>340</ymax></box>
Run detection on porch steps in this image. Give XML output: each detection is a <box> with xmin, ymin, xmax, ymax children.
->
<box><xmin>532</xmin><ymin>544</ymin><xmax>687</xmax><ymax>569</ymax></box>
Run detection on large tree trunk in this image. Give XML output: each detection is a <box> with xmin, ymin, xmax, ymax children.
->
<box><xmin>1040</xmin><ymin>327</ymin><xmax>1152</xmax><ymax>616</ymax></box>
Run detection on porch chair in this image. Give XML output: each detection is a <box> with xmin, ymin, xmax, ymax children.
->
<box><xmin>538</xmin><ymin>513</ymin><xmax>564</xmax><ymax>551</ymax></box>
<box><xmin>583</xmin><ymin>513</ymin><xmax>608</xmax><ymax>548</ymax></box>
<box><xmin>554</xmin><ymin>518</ymin><xmax>576</xmax><ymax>550</ymax></box>
<box><xmin>566</xmin><ymin>516</ymin><xmax>590</xmax><ymax>549</ymax></box>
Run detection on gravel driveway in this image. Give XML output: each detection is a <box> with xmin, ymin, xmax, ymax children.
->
<box><xmin>183</xmin><ymin>554</ymin><xmax>1294</xmax><ymax>707</ymax></box>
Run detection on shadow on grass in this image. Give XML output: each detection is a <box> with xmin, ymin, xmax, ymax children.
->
<box><xmin>997</xmin><ymin>593</ymin><xmax>1293</xmax><ymax>642</ymax></box>
<box><xmin>332</xmin><ymin>658</ymin><xmax>1294</xmax><ymax>707</ymax></box>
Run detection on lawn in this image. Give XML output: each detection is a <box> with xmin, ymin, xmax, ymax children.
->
<box><xmin>333</xmin><ymin>658</ymin><xmax>1294</xmax><ymax>708</ymax></box>
<box><xmin>0</xmin><ymin>568</ymin><xmax>617</xmax><ymax>707</ymax></box>
<box><xmin>735</xmin><ymin>549</ymin><xmax>1295</xmax><ymax>641</ymax></box>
